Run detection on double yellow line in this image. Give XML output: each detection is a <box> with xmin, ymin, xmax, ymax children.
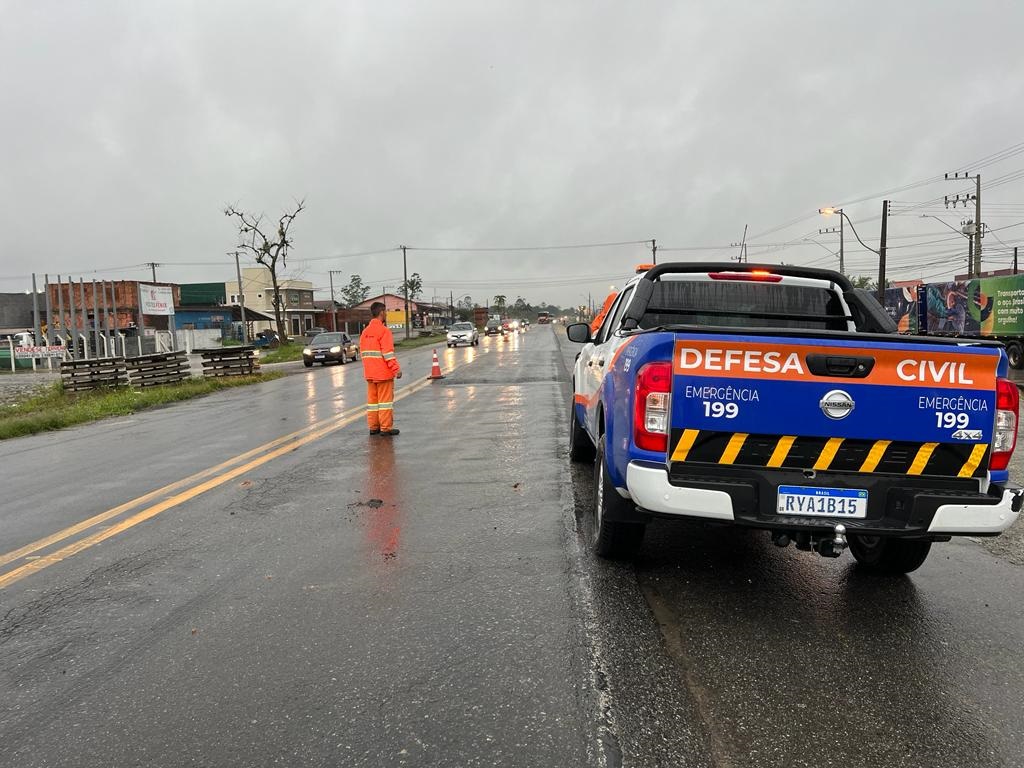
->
<box><xmin>0</xmin><ymin>375</ymin><xmax>442</xmax><ymax>590</ymax></box>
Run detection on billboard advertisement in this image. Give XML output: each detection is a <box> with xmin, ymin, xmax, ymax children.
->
<box><xmin>924</xmin><ymin>281</ymin><xmax>982</xmax><ymax>335</ymax></box>
<box><xmin>882</xmin><ymin>287</ymin><xmax>919</xmax><ymax>333</ymax></box>
<box><xmin>975</xmin><ymin>273</ymin><xmax>1024</xmax><ymax>336</ymax></box>
<box><xmin>139</xmin><ymin>284</ymin><xmax>175</xmax><ymax>315</ymax></box>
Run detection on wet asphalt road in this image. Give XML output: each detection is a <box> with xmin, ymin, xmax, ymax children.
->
<box><xmin>2</xmin><ymin>328</ymin><xmax>1024</xmax><ymax>767</ymax></box>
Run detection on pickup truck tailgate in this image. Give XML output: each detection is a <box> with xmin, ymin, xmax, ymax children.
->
<box><xmin>669</xmin><ymin>334</ymin><xmax>1002</xmax><ymax>479</ymax></box>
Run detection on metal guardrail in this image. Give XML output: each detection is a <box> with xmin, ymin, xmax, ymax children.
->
<box><xmin>197</xmin><ymin>346</ymin><xmax>260</xmax><ymax>378</ymax></box>
<box><xmin>60</xmin><ymin>357</ymin><xmax>129</xmax><ymax>393</ymax></box>
<box><xmin>125</xmin><ymin>351</ymin><xmax>190</xmax><ymax>388</ymax></box>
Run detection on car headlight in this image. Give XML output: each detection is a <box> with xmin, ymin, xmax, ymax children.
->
<box><xmin>302</xmin><ymin>347</ymin><xmax>311</xmax><ymax>355</ymax></box>
<box><xmin>330</xmin><ymin>345</ymin><xmax>342</xmax><ymax>353</ymax></box>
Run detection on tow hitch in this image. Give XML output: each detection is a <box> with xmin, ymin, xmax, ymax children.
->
<box><xmin>772</xmin><ymin>524</ymin><xmax>848</xmax><ymax>558</ymax></box>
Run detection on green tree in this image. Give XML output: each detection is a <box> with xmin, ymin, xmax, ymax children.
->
<box><xmin>400</xmin><ymin>272</ymin><xmax>423</xmax><ymax>301</ymax></box>
<box><xmin>339</xmin><ymin>274</ymin><xmax>370</xmax><ymax>307</ymax></box>
<box><xmin>492</xmin><ymin>294</ymin><xmax>507</xmax><ymax>311</ymax></box>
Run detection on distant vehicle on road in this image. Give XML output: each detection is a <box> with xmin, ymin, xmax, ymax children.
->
<box><xmin>253</xmin><ymin>330</ymin><xmax>281</xmax><ymax>349</ymax></box>
<box><xmin>485</xmin><ymin>319</ymin><xmax>501</xmax><ymax>336</ymax></box>
<box><xmin>303</xmin><ymin>332</ymin><xmax>358</xmax><ymax>367</ymax></box>
<box><xmin>447</xmin><ymin>322</ymin><xmax>479</xmax><ymax>347</ymax></box>
<box><xmin>305</xmin><ymin>326</ymin><xmax>328</xmax><ymax>338</ymax></box>
<box><xmin>537</xmin><ymin>311</ymin><xmax>552</xmax><ymax>324</ymax></box>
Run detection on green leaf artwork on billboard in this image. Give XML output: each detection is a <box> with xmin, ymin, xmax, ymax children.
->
<box><xmin>975</xmin><ymin>274</ymin><xmax>1024</xmax><ymax>336</ymax></box>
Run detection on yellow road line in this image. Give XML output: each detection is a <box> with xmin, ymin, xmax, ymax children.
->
<box><xmin>859</xmin><ymin>440</ymin><xmax>890</xmax><ymax>473</ymax></box>
<box><xmin>766</xmin><ymin>435</ymin><xmax>796</xmax><ymax>468</ymax></box>
<box><xmin>0</xmin><ymin>377</ymin><xmax>438</xmax><ymax>590</ymax></box>
<box><xmin>719</xmin><ymin>433</ymin><xmax>748</xmax><ymax>465</ymax></box>
<box><xmin>813</xmin><ymin>437</ymin><xmax>845</xmax><ymax>471</ymax></box>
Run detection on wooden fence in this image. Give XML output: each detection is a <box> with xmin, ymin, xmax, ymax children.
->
<box><xmin>125</xmin><ymin>351</ymin><xmax>191</xmax><ymax>388</ymax></box>
<box><xmin>197</xmin><ymin>347</ymin><xmax>260</xmax><ymax>378</ymax></box>
<box><xmin>60</xmin><ymin>357</ymin><xmax>129</xmax><ymax>393</ymax></box>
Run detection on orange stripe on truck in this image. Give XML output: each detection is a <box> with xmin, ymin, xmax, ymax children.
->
<box><xmin>672</xmin><ymin>340</ymin><xmax>997</xmax><ymax>391</ymax></box>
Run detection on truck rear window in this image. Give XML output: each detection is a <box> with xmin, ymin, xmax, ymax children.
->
<box><xmin>638</xmin><ymin>280</ymin><xmax>849</xmax><ymax>331</ymax></box>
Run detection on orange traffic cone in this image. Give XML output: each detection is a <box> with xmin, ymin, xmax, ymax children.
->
<box><xmin>429</xmin><ymin>349</ymin><xmax>445</xmax><ymax>380</ymax></box>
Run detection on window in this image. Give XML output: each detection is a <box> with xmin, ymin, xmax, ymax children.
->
<box><xmin>291</xmin><ymin>318</ymin><xmax>300</xmax><ymax>335</ymax></box>
<box><xmin>597</xmin><ymin>287</ymin><xmax>633</xmax><ymax>344</ymax></box>
<box><xmin>229</xmin><ymin>294</ymin><xmax>237</xmax><ymax>304</ymax></box>
<box><xmin>289</xmin><ymin>292</ymin><xmax>299</xmax><ymax>305</ymax></box>
<box><xmin>638</xmin><ymin>280</ymin><xmax>848</xmax><ymax>331</ymax></box>
<box><xmin>304</xmin><ymin>317</ymin><xmax>313</xmax><ymax>330</ymax></box>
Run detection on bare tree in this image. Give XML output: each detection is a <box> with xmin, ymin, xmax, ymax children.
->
<box><xmin>225</xmin><ymin>199</ymin><xmax>305</xmax><ymax>339</ymax></box>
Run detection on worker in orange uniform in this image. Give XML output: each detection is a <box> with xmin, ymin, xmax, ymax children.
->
<box><xmin>590</xmin><ymin>291</ymin><xmax>619</xmax><ymax>335</ymax></box>
<box><xmin>359</xmin><ymin>302</ymin><xmax>403</xmax><ymax>436</ymax></box>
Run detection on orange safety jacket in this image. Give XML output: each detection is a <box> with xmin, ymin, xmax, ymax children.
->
<box><xmin>590</xmin><ymin>291</ymin><xmax>619</xmax><ymax>335</ymax></box>
<box><xmin>359</xmin><ymin>317</ymin><xmax>402</xmax><ymax>381</ymax></box>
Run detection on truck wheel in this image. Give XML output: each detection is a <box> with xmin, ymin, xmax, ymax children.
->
<box><xmin>303</xmin><ymin>361</ymin><xmax>313</xmax><ymax>368</ymax></box>
<box><xmin>848</xmin><ymin>535</ymin><xmax>931</xmax><ymax>574</ymax></box>
<box><xmin>569</xmin><ymin>398</ymin><xmax>595</xmax><ymax>463</ymax></box>
<box><xmin>593</xmin><ymin>437</ymin><xmax>644</xmax><ymax>559</ymax></box>
<box><xmin>1007</xmin><ymin>342</ymin><xmax>1024</xmax><ymax>370</ymax></box>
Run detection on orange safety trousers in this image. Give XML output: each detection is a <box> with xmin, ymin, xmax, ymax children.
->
<box><xmin>366</xmin><ymin>379</ymin><xmax>395</xmax><ymax>431</ymax></box>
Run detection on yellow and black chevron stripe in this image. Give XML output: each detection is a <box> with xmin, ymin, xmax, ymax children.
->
<box><xmin>670</xmin><ymin>429</ymin><xmax>989</xmax><ymax>479</ymax></box>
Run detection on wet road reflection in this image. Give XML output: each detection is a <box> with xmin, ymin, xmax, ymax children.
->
<box><xmin>360</xmin><ymin>434</ymin><xmax>402</xmax><ymax>579</ymax></box>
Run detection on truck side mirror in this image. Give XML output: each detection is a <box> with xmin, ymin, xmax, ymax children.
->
<box><xmin>566</xmin><ymin>323</ymin><xmax>592</xmax><ymax>344</ymax></box>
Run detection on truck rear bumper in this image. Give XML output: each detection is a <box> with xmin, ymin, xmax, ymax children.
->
<box><xmin>625</xmin><ymin>461</ymin><xmax>1023</xmax><ymax>536</ymax></box>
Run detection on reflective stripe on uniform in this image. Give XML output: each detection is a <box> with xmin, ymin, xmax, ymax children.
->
<box><xmin>382</xmin><ymin>352</ymin><xmax>396</xmax><ymax>360</ymax></box>
<box><xmin>376</xmin><ymin>401</ymin><xmax>393</xmax><ymax>411</ymax></box>
<box><xmin>361</xmin><ymin>350</ymin><xmax>383</xmax><ymax>358</ymax></box>
<box><xmin>366</xmin><ymin>403</ymin><xmax>380</xmax><ymax>411</ymax></box>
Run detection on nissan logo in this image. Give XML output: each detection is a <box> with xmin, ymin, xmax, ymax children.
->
<box><xmin>820</xmin><ymin>389</ymin><xmax>855</xmax><ymax>420</ymax></box>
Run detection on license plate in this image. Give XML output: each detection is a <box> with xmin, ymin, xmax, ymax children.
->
<box><xmin>777</xmin><ymin>486</ymin><xmax>868</xmax><ymax>518</ymax></box>
<box><xmin>314</xmin><ymin>354</ymin><xmax>325</xmax><ymax>359</ymax></box>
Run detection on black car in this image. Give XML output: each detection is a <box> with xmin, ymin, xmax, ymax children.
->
<box><xmin>303</xmin><ymin>332</ymin><xmax>359</xmax><ymax>367</ymax></box>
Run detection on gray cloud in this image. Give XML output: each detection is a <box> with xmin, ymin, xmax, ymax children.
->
<box><xmin>3</xmin><ymin>1</ymin><xmax>1024</xmax><ymax>305</ymax></box>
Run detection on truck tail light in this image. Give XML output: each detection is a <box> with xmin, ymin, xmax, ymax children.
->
<box><xmin>634</xmin><ymin>361</ymin><xmax>672</xmax><ymax>452</ymax></box>
<box><xmin>991</xmin><ymin>377</ymin><xmax>1019</xmax><ymax>471</ymax></box>
<box><xmin>707</xmin><ymin>270</ymin><xmax>783</xmax><ymax>282</ymax></box>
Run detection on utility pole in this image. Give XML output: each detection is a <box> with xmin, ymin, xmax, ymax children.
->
<box><xmin>651</xmin><ymin>238</ymin><xmax>657</xmax><ymax>265</ymax></box>
<box><xmin>91</xmin><ymin>279</ymin><xmax>102</xmax><ymax>355</ymax></box>
<box><xmin>67</xmin><ymin>276</ymin><xmax>78</xmax><ymax>358</ymax></box>
<box><xmin>819</xmin><ymin>225</ymin><xmax>842</xmax><ymax>274</ymax></box>
<box><xmin>146</xmin><ymin>262</ymin><xmax>158</xmax><ymax>283</ymax></box>
<box><xmin>945</xmin><ymin>171</ymin><xmax>982</xmax><ymax>277</ymax></box>
<box><xmin>877</xmin><ymin>200</ymin><xmax>889</xmax><ymax>302</ymax></box>
<box><xmin>43</xmin><ymin>274</ymin><xmax>53</xmax><ymax>344</ymax></box>
<box><xmin>975</xmin><ymin>174</ymin><xmax>982</xmax><ymax>276</ymax></box>
<box><xmin>328</xmin><ymin>269</ymin><xmax>337</xmax><ymax>332</ymax></box>
<box><xmin>1015</xmin><ymin>247</ymin><xmax>1019</xmax><ymax>275</ymax></box>
<box><xmin>401</xmin><ymin>245</ymin><xmax>410</xmax><ymax>340</ymax></box>
<box><xmin>30</xmin><ymin>273</ymin><xmax>41</xmax><ymax>347</ymax></box>
<box><xmin>56</xmin><ymin>275</ymin><xmax>66</xmax><ymax>350</ymax></box>
<box><xmin>232</xmin><ymin>251</ymin><xmax>249</xmax><ymax>344</ymax></box>
<box><xmin>78</xmin><ymin>278</ymin><xmax>89</xmax><ymax>358</ymax></box>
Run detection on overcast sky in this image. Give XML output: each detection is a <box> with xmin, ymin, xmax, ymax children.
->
<box><xmin>4</xmin><ymin>0</ymin><xmax>1024</xmax><ymax>307</ymax></box>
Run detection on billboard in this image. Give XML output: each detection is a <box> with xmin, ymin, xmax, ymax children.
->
<box><xmin>975</xmin><ymin>273</ymin><xmax>1024</xmax><ymax>336</ymax></box>
<box><xmin>923</xmin><ymin>281</ymin><xmax>981</xmax><ymax>335</ymax></box>
<box><xmin>882</xmin><ymin>287</ymin><xmax>919</xmax><ymax>333</ymax></box>
<box><xmin>139</xmin><ymin>284</ymin><xmax>175</xmax><ymax>315</ymax></box>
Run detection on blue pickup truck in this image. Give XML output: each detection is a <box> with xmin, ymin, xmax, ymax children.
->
<box><xmin>567</xmin><ymin>263</ymin><xmax>1022</xmax><ymax>574</ymax></box>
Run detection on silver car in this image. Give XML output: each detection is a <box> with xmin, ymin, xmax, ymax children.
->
<box><xmin>446</xmin><ymin>321</ymin><xmax>479</xmax><ymax>347</ymax></box>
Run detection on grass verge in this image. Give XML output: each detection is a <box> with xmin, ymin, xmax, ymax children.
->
<box><xmin>257</xmin><ymin>344</ymin><xmax>306</xmax><ymax>364</ymax></box>
<box><xmin>395</xmin><ymin>334</ymin><xmax>448</xmax><ymax>350</ymax></box>
<box><xmin>0</xmin><ymin>373</ymin><xmax>284</xmax><ymax>440</ymax></box>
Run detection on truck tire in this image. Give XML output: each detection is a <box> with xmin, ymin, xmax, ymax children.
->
<box><xmin>1007</xmin><ymin>341</ymin><xmax>1024</xmax><ymax>370</ymax></box>
<box><xmin>848</xmin><ymin>534</ymin><xmax>931</xmax><ymax>574</ymax></box>
<box><xmin>568</xmin><ymin>397</ymin><xmax>595</xmax><ymax>463</ymax></box>
<box><xmin>593</xmin><ymin>437</ymin><xmax>644</xmax><ymax>559</ymax></box>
